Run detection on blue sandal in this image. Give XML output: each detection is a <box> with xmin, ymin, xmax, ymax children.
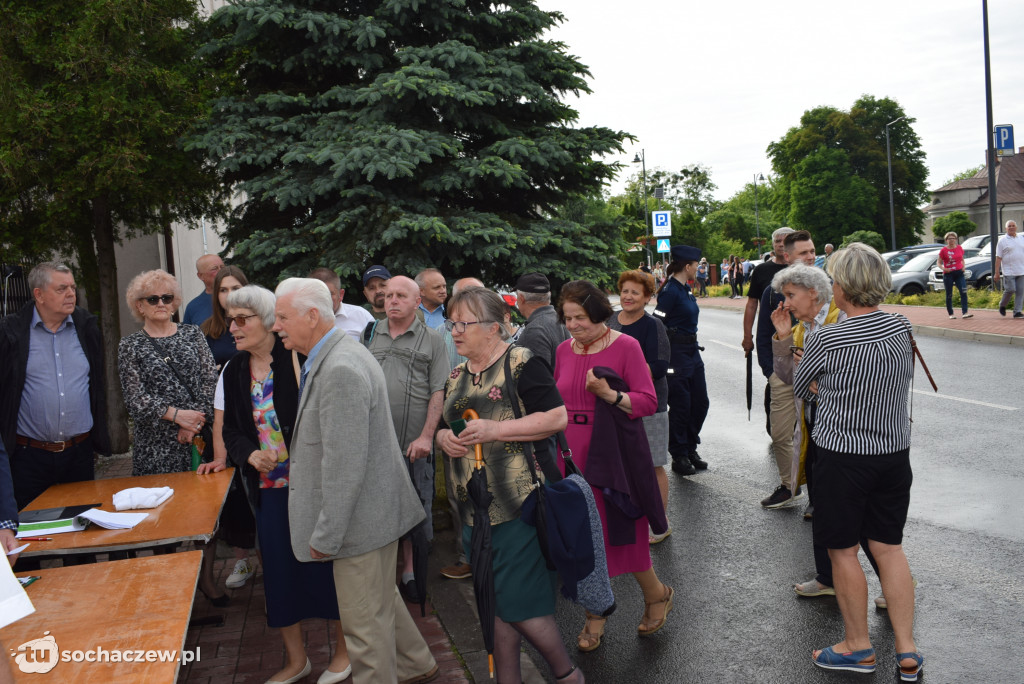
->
<box><xmin>811</xmin><ymin>646</ymin><xmax>876</xmax><ymax>673</ymax></box>
<box><xmin>897</xmin><ymin>651</ymin><xmax>924</xmax><ymax>682</ymax></box>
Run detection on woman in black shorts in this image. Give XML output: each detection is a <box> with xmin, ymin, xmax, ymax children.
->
<box><xmin>793</xmin><ymin>243</ymin><xmax>922</xmax><ymax>682</ymax></box>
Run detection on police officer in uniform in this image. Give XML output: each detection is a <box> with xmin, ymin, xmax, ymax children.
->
<box><xmin>653</xmin><ymin>245</ymin><xmax>710</xmax><ymax>475</ymax></box>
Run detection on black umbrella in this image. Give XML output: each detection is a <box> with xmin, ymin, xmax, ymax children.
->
<box><xmin>746</xmin><ymin>349</ymin><xmax>753</xmax><ymax>421</ymax></box>
<box><xmin>463</xmin><ymin>408</ymin><xmax>495</xmax><ymax>679</ymax></box>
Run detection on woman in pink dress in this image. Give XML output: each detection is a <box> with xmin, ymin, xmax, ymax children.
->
<box><xmin>553</xmin><ymin>280</ymin><xmax>674</xmax><ymax>653</ymax></box>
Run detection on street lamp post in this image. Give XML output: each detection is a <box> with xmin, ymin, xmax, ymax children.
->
<box><xmin>753</xmin><ymin>173</ymin><xmax>765</xmax><ymax>249</ymax></box>
<box><xmin>886</xmin><ymin>116</ymin><xmax>906</xmax><ymax>251</ymax></box>
<box><xmin>633</xmin><ymin>150</ymin><xmax>650</xmax><ymax>268</ymax></box>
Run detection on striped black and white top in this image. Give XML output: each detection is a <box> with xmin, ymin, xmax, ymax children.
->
<box><xmin>793</xmin><ymin>310</ymin><xmax>913</xmax><ymax>455</ymax></box>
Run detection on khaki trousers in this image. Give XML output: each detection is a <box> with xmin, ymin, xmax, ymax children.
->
<box><xmin>332</xmin><ymin>540</ymin><xmax>436</xmax><ymax>684</ymax></box>
<box><xmin>768</xmin><ymin>372</ymin><xmax>797</xmax><ymax>489</ymax></box>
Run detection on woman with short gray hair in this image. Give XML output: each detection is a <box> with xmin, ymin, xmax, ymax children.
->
<box><xmin>794</xmin><ymin>244</ymin><xmax>922</xmax><ymax>681</ymax></box>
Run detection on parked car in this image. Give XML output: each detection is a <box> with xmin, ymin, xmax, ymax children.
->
<box><xmin>889</xmin><ymin>249</ymin><xmax>943</xmax><ymax>295</ymax></box>
<box><xmin>960</xmin><ymin>232</ymin><xmax>1004</xmax><ymax>251</ymax></box>
<box><xmin>926</xmin><ymin>247</ymin><xmax>983</xmax><ymax>290</ymax></box>
<box><xmin>882</xmin><ymin>244</ymin><xmax>946</xmax><ymax>272</ymax></box>
<box><xmin>928</xmin><ymin>244</ymin><xmax>993</xmax><ymax>290</ymax></box>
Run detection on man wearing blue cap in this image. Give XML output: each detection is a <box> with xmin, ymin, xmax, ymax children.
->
<box><xmin>362</xmin><ymin>265</ymin><xmax>392</xmax><ymax>320</ymax></box>
<box><xmin>653</xmin><ymin>245</ymin><xmax>710</xmax><ymax>475</ymax></box>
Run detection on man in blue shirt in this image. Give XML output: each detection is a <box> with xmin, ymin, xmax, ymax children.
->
<box><xmin>0</xmin><ymin>262</ymin><xmax>111</xmax><ymax>512</ymax></box>
<box><xmin>182</xmin><ymin>254</ymin><xmax>224</xmax><ymax>325</ymax></box>
<box><xmin>415</xmin><ymin>268</ymin><xmax>447</xmax><ymax>331</ymax></box>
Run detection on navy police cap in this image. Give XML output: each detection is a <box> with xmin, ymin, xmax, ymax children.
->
<box><xmin>670</xmin><ymin>245</ymin><xmax>702</xmax><ymax>262</ymax></box>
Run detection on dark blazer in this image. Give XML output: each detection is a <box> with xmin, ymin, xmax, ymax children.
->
<box><xmin>0</xmin><ymin>303</ymin><xmax>111</xmax><ymax>456</ymax></box>
<box><xmin>584</xmin><ymin>367</ymin><xmax>668</xmax><ymax>545</ymax></box>
<box><xmin>0</xmin><ymin>439</ymin><xmax>16</xmax><ymax>526</ymax></box>
<box><xmin>221</xmin><ymin>337</ymin><xmax>302</xmax><ymax>514</ymax></box>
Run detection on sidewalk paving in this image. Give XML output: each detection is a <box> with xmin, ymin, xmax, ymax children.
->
<box><xmin>694</xmin><ymin>293</ymin><xmax>1024</xmax><ymax>345</ymax></box>
<box><xmin>91</xmin><ymin>455</ymin><xmax>471</xmax><ymax>684</ymax></box>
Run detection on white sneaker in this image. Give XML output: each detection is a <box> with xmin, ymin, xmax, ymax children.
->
<box><xmin>225</xmin><ymin>558</ymin><xmax>255</xmax><ymax>588</ymax></box>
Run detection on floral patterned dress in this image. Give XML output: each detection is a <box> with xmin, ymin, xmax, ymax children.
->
<box><xmin>118</xmin><ymin>324</ymin><xmax>217</xmax><ymax>476</ymax></box>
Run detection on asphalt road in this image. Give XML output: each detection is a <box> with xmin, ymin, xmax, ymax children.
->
<box><xmin>434</xmin><ymin>306</ymin><xmax>1024</xmax><ymax>683</ymax></box>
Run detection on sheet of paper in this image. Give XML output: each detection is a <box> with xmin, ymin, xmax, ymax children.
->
<box><xmin>7</xmin><ymin>543</ymin><xmax>29</xmax><ymax>556</ymax></box>
<box><xmin>79</xmin><ymin>509</ymin><xmax>149</xmax><ymax>530</ymax></box>
<box><xmin>0</xmin><ymin>552</ymin><xmax>35</xmax><ymax>629</ymax></box>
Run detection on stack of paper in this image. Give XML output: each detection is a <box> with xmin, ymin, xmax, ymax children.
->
<box><xmin>79</xmin><ymin>509</ymin><xmax>149</xmax><ymax>530</ymax></box>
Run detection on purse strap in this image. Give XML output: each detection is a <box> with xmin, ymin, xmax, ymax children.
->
<box><xmin>503</xmin><ymin>349</ymin><xmax>572</xmax><ymax>483</ymax></box>
<box><xmin>141</xmin><ymin>330</ymin><xmax>203</xmax><ymax>405</ymax></box>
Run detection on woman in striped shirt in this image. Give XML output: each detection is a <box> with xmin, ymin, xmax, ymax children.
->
<box><xmin>794</xmin><ymin>243</ymin><xmax>922</xmax><ymax>682</ymax></box>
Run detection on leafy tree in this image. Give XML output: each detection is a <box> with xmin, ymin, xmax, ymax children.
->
<box><xmin>941</xmin><ymin>165</ymin><xmax>984</xmax><ymax>187</ymax></box>
<box><xmin>840</xmin><ymin>230</ymin><xmax>886</xmax><ymax>253</ymax></box>
<box><xmin>931</xmin><ymin>211</ymin><xmax>977</xmax><ymax>242</ymax></box>
<box><xmin>0</xmin><ymin>0</ymin><xmax>229</xmax><ymax>451</ymax></box>
<box><xmin>189</xmin><ymin>0</ymin><xmax>630</xmax><ymax>293</ymax></box>
<box><xmin>767</xmin><ymin>96</ymin><xmax>928</xmax><ymax>251</ymax></box>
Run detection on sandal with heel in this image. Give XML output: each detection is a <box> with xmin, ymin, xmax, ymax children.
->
<box><xmin>637</xmin><ymin>585</ymin><xmax>673</xmax><ymax>636</ymax></box>
<box><xmin>897</xmin><ymin>651</ymin><xmax>924</xmax><ymax>682</ymax></box>
<box><xmin>577</xmin><ymin>614</ymin><xmax>606</xmax><ymax>652</ymax></box>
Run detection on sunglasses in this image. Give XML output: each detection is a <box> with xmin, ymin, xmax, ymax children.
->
<box><xmin>228</xmin><ymin>314</ymin><xmax>260</xmax><ymax>328</ymax></box>
<box><xmin>140</xmin><ymin>294</ymin><xmax>175</xmax><ymax>305</ymax></box>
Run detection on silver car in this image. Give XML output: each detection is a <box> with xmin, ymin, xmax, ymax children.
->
<box><xmin>889</xmin><ymin>250</ymin><xmax>942</xmax><ymax>296</ymax></box>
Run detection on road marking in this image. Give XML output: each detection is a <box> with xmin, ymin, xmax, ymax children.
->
<box><xmin>912</xmin><ymin>390</ymin><xmax>1017</xmax><ymax>411</ymax></box>
<box><xmin>707</xmin><ymin>339</ymin><xmax>745</xmax><ymax>352</ymax></box>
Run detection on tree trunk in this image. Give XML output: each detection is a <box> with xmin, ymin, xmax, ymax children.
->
<box><xmin>91</xmin><ymin>198</ymin><xmax>131</xmax><ymax>454</ymax></box>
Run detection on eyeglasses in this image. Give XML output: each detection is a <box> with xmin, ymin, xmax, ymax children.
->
<box><xmin>228</xmin><ymin>314</ymin><xmax>260</xmax><ymax>328</ymax></box>
<box><xmin>140</xmin><ymin>294</ymin><xmax>175</xmax><ymax>305</ymax></box>
<box><xmin>444</xmin><ymin>319</ymin><xmax>492</xmax><ymax>334</ymax></box>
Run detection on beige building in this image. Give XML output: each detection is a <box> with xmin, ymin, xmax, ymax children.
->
<box><xmin>924</xmin><ymin>148</ymin><xmax>1024</xmax><ymax>238</ymax></box>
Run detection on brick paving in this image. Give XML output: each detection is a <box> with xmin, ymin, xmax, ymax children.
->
<box><xmin>92</xmin><ymin>455</ymin><xmax>470</xmax><ymax>684</ymax></box>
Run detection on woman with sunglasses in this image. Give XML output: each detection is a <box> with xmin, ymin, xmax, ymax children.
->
<box><xmin>118</xmin><ymin>269</ymin><xmax>217</xmax><ymax>478</ymax></box>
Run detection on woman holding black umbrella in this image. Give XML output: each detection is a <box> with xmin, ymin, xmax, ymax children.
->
<box><xmin>435</xmin><ymin>287</ymin><xmax>583</xmax><ymax>684</ymax></box>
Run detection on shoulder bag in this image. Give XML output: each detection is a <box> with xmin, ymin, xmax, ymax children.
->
<box><xmin>142</xmin><ymin>332</ymin><xmax>213</xmax><ymax>467</ymax></box>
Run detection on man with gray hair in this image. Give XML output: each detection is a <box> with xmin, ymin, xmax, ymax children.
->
<box><xmin>308</xmin><ymin>266</ymin><xmax>374</xmax><ymax>337</ymax></box>
<box><xmin>994</xmin><ymin>219</ymin><xmax>1024</xmax><ymax>318</ymax></box>
<box><xmin>513</xmin><ymin>272</ymin><xmax>569</xmax><ymax>370</ymax></box>
<box><xmin>0</xmin><ymin>262</ymin><xmax>111</xmax><ymax>512</ymax></box>
<box><xmin>273</xmin><ymin>277</ymin><xmax>437</xmax><ymax>684</ymax></box>
<box><xmin>415</xmin><ymin>267</ymin><xmax>447</xmax><ymax>331</ymax></box>
<box><xmin>742</xmin><ymin>226</ymin><xmax>796</xmax><ymax>354</ymax></box>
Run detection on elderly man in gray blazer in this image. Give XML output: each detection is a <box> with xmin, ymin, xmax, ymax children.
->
<box><xmin>273</xmin><ymin>278</ymin><xmax>438</xmax><ymax>684</ymax></box>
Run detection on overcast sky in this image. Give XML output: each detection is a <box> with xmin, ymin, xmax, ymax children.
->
<box><xmin>537</xmin><ymin>0</ymin><xmax>1024</xmax><ymax>201</ymax></box>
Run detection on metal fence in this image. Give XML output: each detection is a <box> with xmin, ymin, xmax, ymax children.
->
<box><xmin>2</xmin><ymin>261</ymin><xmax>33</xmax><ymax>317</ymax></box>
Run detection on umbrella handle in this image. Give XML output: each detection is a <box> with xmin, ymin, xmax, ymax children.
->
<box><xmin>461</xmin><ymin>408</ymin><xmax>484</xmax><ymax>470</ymax></box>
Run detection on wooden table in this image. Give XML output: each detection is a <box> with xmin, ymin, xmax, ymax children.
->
<box><xmin>19</xmin><ymin>469</ymin><xmax>234</xmax><ymax>557</ymax></box>
<box><xmin>1</xmin><ymin>551</ymin><xmax>201</xmax><ymax>683</ymax></box>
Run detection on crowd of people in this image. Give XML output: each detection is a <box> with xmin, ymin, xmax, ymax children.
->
<box><xmin>0</xmin><ymin>228</ymin><xmax>937</xmax><ymax>682</ymax></box>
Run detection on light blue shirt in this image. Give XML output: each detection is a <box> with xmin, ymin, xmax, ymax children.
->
<box><xmin>302</xmin><ymin>328</ymin><xmax>337</xmax><ymax>380</ymax></box>
<box><xmin>418</xmin><ymin>303</ymin><xmax>445</xmax><ymax>332</ymax></box>
<box><xmin>17</xmin><ymin>308</ymin><xmax>93</xmax><ymax>442</ymax></box>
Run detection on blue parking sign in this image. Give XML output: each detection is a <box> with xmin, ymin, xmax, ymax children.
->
<box><xmin>656</xmin><ymin>239</ymin><xmax>671</xmax><ymax>254</ymax></box>
<box><xmin>994</xmin><ymin>125</ymin><xmax>1014</xmax><ymax>157</ymax></box>
<box><xmin>652</xmin><ymin>211</ymin><xmax>672</xmax><ymax>237</ymax></box>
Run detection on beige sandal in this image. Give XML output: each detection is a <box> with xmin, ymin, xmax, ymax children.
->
<box><xmin>577</xmin><ymin>613</ymin><xmax>607</xmax><ymax>652</ymax></box>
<box><xmin>638</xmin><ymin>585</ymin><xmax>673</xmax><ymax>636</ymax></box>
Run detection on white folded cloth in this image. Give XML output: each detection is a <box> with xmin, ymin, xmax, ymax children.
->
<box><xmin>112</xmin><ymin>487</ymin><xmax>174</xmax><ymax>511</ymax></box>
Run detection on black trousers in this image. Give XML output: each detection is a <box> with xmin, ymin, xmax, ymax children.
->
<box><xmin>10</xmin><ymin>439</ymin><xmax>95</xmax><ymax>511</ymax></box>
<box><xmin>667</xmin><ymin>344</ymin><xmax>709</xmax><ymax>463</ymax></box>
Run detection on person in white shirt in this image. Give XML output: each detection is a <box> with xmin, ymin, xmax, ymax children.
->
<box><xmin>309</xmin><ymin>267</ymin><xmax>375</xmax><ymax>336</ymax></box>
<box><xmin>994</xmin><ymin>220</ymin><xmax>1024</xmax><ymax>318</ymax></box>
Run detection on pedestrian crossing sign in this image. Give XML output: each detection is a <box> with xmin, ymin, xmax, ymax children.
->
<box><xmin>657</xmin><ymin>239</ymin><xmax>671</xmax><ymax>253</ymax></box>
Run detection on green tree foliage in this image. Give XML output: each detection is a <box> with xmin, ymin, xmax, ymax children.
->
<box><xmin>931</xmin><ymin>211</ymin><xmax>977</xmax><ymax>242</ymax></box>
<box><xmin>188</xmin><ymin>0</ymin><xmax>629</xmax><ymax>292</ymax></box>
<box><xmin>767</xmin><ymin>96</ymin><xmax>928</xmax><ymax>251</ymax></box>
<box><xmin>941</xmin><ymin>165</ymin><xmax>984</xmax><ymax>187</ymax></box>
<box><xmin>0</xmin><ymin>0</ymin><xmax>229</xmax><ymax>451</ymax></box>
<box><xmin>840</xmin><ymin>231</ymin><xmax>886</xmax><ymax>253</ymax></box>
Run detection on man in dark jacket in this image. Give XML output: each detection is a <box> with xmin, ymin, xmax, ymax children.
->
<box><xmin>514</xmin><ymin>272</ymin><xmax>569</xmax><ymax>370</ymax></box>
<box><xmin>0</xmin><ymin>262</ymin><xmax>111</xmax><ymax>511</ymax></box>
